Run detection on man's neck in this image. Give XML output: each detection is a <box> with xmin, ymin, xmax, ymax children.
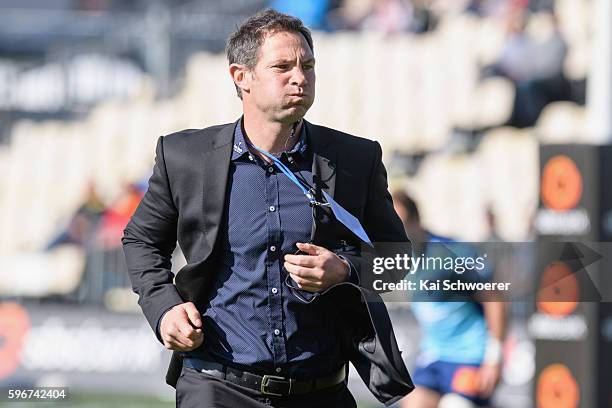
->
<box><xmin>242</xmin><ymin>112</ymin><xmax>303</xmax><ymax>160</ymax></box>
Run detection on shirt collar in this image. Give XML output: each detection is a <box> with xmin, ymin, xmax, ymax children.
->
<box><xmin>232</xmin><ymin>117</ymin><xmax>308</xmax><ymax>161</ymax></box>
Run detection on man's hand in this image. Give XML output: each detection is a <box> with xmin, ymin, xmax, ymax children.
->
<box><xmin>477</xmin><ymin>362</ymin><xmax>501</xmax><ymax>398</ymax></box>
<box><xmin>159</xmin><ymin>302</ymin><xmax>203</xmax><ymax>351</ymax></box>
<box><xmin>283</xmin><ymin>242</ymin><xmax>350</xmax><ymax>293</ymax></box>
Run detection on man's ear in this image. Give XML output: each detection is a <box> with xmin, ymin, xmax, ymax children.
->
<box><xmin>229</xmin><ymin>63</ymin><xmax>250</xmax><ymax>95</ymax></box>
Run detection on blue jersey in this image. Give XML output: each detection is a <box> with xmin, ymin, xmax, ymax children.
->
<box><xmin>411</xmin><ymin>233</ymin><xmax>489</xmax><ymax>365</ymax></box>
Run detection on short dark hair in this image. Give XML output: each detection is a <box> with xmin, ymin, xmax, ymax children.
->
<box><xmin>392</xmin><ymin>190</ymin><xmax>420</xmax><ymax>222</ymax></box>
<box><xmin>225</xmin><ymin>9</ymin><xmax>314</xmax><ymax>98</ymax></box>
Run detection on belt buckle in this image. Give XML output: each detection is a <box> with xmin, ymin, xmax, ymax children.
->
<box><xmin>260</xmin><ymin>374</ymin><xmax>290</xmax><ymax>397</ymax></box>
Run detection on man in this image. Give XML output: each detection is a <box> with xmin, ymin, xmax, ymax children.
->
<box><xmin>122</xmin><ymin>9</ymin><xmax>413</xmax><ymax>408</ymax></box>
<box><xmin>393</xmin><ymin>191</ymin><xmax>505</xmax><ymax>408</ymax></box>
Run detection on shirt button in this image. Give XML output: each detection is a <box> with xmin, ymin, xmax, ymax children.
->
<box><xmin>270</xmin><ymin>246</ymin><xmax>276</xmax><ymax>252</ymax></box>
<box><xmin>271</xmin><ymin>287</ymin><xmax>278</xmax><ymax>294</ymax></box>
<box><xmin>269</xmin><ymin>205</ymin><xmax>276</xmax><ymax>212</ymax></box>
<box><xmin>275</xmin><ymin>367</ymin><xmax>282</xmax><ymax>373</ymax></box>
<box><xmin>248</xmin><ymin>155</ymin><xmax>254</xmax><ymax>161</ymax></box>
<box><xmin>268</xmin><ymin>166</ymin><xmax>274</xmax><ymax>173</ymax></box>
<box><xmin>274</xmin><ymin>329</ymin><xmax>281</xmax><ymax>336</ymax></box>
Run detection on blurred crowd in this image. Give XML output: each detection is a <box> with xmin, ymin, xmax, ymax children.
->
<box><xmin>273</xmin><ymin>0</ymin><xmax>552</xmax><ymax>34</ymax></box>
<box><xmin>0</xmin><ymin>0</ymin><xmax>587</xmax><ymax>310</ymax></box>
<box><xmin>46</xmin><ymin>181</ymin><xmax>145</xmax><ymax>252</ymax></box>
<box><xmin>275</xmin><ymin>0</ymin><xmax>580</xmax><ymax>129</ymax></box>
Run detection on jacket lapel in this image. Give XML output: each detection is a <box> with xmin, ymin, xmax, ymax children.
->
<box><xmin>200</xmin><ymin>121</ymin><xmax>235</xmax><ymax>258</ymax></box>
<box><xmin>175</xmin><ymin>121</ymin><xmax>234</xmax><ymax>303</ymax></box>
<box><xmin>306</xmin><ymin>121</ymin><xmax>338</xmax><ymax>243</ymax></box>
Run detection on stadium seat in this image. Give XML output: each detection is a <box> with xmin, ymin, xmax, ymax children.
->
<box><xmin>474</xmin><ymin>77</ymin><xmax>515</xmax><ymax>129</ymax></box>
<box><xmin>556</xmin><ymin>0</ymin><xmax>591</xmax><ymax>47</ymax></box>
<box><xmin>564</xmin><ymin>39</ymin><xmax>590</xmax><ymax>81</ymax></box>
<box><xmin>0</xmin><ymin>245</ymin><xmax>85</xmax><ymax>297</ymax></box>
<box><xmin>404</xmin><ymin>153</ymin><xmax>488</xmax><ymax>240</ymax></box>
<box><xmin>474</xmin><ymin>17</ymin><xmax>506</xmax><ymax>66</ymax></box>
<box><xmin>477</xmin><ymin>127</ymin><xmax>538</xmax><ymax>240</ymax></box>
<box><xmin>536</xmin><ymin>101</ymin><xmax>587</xmax><ymax>143</ymax></box>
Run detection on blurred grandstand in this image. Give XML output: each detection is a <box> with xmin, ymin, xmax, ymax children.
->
<box><xmin>0</xmin><ymin>0</ymin><xmax>603</xmax><ymax>407</ymax></box>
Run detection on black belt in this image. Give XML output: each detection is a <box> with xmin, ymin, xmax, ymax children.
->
<box><xmin>183</xmin><ymin>358</ymin><xmax>346</xmax><ymax>397</ymax></box>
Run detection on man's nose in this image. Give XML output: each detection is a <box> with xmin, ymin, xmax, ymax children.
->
<box><xmin>290</xmin><ymin>66</ymin><xmax>308</xmax><ymax>87</ymax></box>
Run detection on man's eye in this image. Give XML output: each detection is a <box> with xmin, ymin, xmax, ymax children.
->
<box><xmin>274</xmin><ymin>65</ymin><xmax>289</xmax><ymax>70</ymax></box>
<box><xmin>303</xmin><ymin>64</ymin><xmax>314</xmax><ymax>70</ymax></box>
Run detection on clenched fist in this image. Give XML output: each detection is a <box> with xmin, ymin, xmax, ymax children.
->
<box><xmin>283</xmin><ymin>242</ymin><xmax>350</xmax><ymax>292</ymax></box>
<box><xmin>159</xmin><ymin>302</ymin><xmax>203</xmax><ymax>351</ymax></box>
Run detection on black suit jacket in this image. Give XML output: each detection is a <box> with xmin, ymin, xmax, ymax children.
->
<box><xmin>122</xmin><ymin>119</ymin><xmax>414</xmax><ymax>406</ymax></box>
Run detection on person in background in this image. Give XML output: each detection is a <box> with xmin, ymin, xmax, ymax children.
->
<box><xmin>96</xmin><ymin>183</ymin><xmax>144</xmax><ymax>249</ymax></box>
<box><xmin>394</xmin><ymin>190</ymin><xmax>506</xmax><ymax>408</ymax></box>
<box><xmin>361</xmin><ymin>0</ymin><xmax>413</xmax><ymax>33</ymax></box>
<box><xmin>270</xmin><ymin>0</ymin><xmax>331</xmax><ymax>30</ymax></box>
<box><xmin>483</xmin><ymin>7</ymin><xmax>570</xmax><ymax>127</ymax></box>
<box><xmin>46</xmin><ymin>181</ymin><xmax>106</xmax><ymax>250</ymax></box>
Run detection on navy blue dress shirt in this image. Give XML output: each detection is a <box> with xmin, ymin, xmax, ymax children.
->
<box><xmin>187</xmin><ymin>119</ymin><xmax>346</xmax><ymax>379</ymax></box>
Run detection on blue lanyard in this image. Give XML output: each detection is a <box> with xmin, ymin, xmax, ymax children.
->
<box><xmin>247</xmin><ymin>129</ymin><xmax>373</xmax><ymax>246</ymax></box>
<box><xmin>250</xmin><ymin>145</ymin><xmax>322</xmax><ymax>206</ymax></box>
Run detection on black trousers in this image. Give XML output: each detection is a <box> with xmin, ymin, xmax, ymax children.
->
<box><xmin>175</xmin><ymin>366</ymin><xmax>357</xmax><ymax>408</ymax></box>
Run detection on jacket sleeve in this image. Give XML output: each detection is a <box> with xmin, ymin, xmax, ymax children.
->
<box><xmin>337</xmin><ymin>141</ymin><xmax>412</xmax><ymax>290</ymax></box>
<box><xmin>122</xmin><ymin>136</ymin><xmax>184</xmax><ymax>343</ymax></box>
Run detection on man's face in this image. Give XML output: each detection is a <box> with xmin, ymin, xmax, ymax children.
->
<box><xmin>245</xmin><ymin>30</ymin><xmax>315</xmax><ymax>123</ymax></box>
